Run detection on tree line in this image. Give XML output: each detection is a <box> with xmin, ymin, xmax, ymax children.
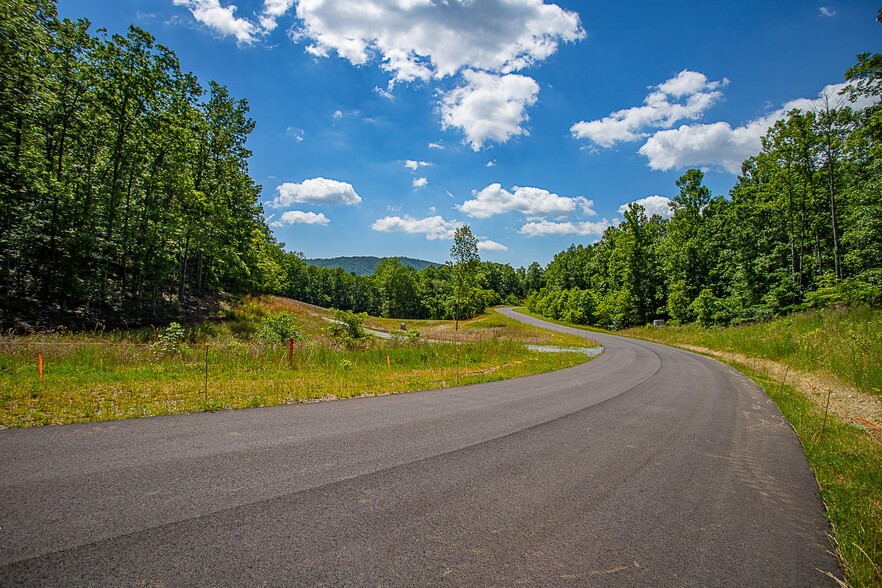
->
<box><xmin>3</xmin><ymin>1</ymin><xmax>879</xmax><ymax>330</ymax></box>
<box><xmin>0</xmin><ymin>1</ymin><xmax>539</xmax><ymax>328</ymax></box>
<box><xmin>529</xmin><ymin>48</ymin><xmax>882</xmax><ymax>328</ymax></box>
<box><xmin>281</xmin><ymin>251</ymin><xmax>544</xmax><ymax>321</ymax></box>
<box><xmin>1</xmin><ymin>0</ymin><xmax>287</xmax><ymax>325</ymax></box>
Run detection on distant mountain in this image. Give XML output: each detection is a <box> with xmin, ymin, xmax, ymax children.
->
<box><xmin>305</xmin><ymin>256</ymin><xmax>441</xmax><ymax>276</ymax></box>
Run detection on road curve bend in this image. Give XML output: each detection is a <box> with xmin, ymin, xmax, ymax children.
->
<box><xmin>0</xmin><ymin>310</ymin><xmax>839</xmax><ymax>586</ymax></box>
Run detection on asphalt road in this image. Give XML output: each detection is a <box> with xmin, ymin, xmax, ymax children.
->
<box><xmin>0</xmin><ymin>309</ymin><xmax>839</xmax><ymax>586</ymax></box>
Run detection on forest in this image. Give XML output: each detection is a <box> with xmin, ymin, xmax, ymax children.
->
<box><xmin>0</xmin><ymin>0</ymin><xmax>288</xmax><ymax>326</ymax></box>
<box><xmin>529</xmin><ymin>69</ymin><xmax>882</xmax><ymax>328</ymax></box>
<box><xmin>2</xmin><ymin>0</ymin><xmax>880</xmax><ymax>330</ymax></box>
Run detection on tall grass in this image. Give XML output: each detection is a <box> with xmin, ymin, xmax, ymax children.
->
<box><xmin>624</xmin><ymin>305</ymin><xmax>882</xmax><ymax>397</ymax></box>
<box><xmin>0</xmin><ymin>305</ymin><xmax>590</xmax><ymax>428</ymax></box>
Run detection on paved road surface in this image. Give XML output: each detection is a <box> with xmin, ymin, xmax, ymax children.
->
<box><xmin>0</xmin><ymin>309</ymin><xmax>839</xmax><ymax>586</ymax></box>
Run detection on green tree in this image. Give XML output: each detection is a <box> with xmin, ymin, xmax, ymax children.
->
<box><xmin>449</xmin><ymin>225</ymin><xmax>480</xmax><ymax>330</ymax></box>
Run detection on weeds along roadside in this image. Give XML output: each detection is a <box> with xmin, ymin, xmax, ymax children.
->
<box><xmin>0</xmin><ymin>300</ymin><xmax>593</xmax><ymax>429</ymax></box>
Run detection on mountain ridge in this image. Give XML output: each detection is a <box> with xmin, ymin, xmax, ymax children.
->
<box><xmin>305</xmin><ymin>256</ymin><xmax>441</xmax><ymax>276</ymax></box>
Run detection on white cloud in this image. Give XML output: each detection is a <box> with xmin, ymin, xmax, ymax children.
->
<box><xmin>819</xmin><ymin>6</ymin><xmax>837</xmax><ymax>17</ymax></box>
<box><xmin>639</xmin><ymin>82</ymin><xmax>878</xmax><ymax>174</ymax></box>
<box><xmin>486</xmin><ymin>160</ymin><xmax>496</xmax><ymax>168</ymax></box>
<box><xmin>290</xmin><ymin>0</ymin><xmax>583</xmax><ymax>85</ymax></box>
<box><xmin>617</xmin><ymin>195</ymin><xmax>673</xmax><ymax>218</ymax></box>
<box><xmin>270</xmin><ymin>210</ymin><xmax>330</xmax><ymax>226</ymax></box>
<box><xmin>413</xmin><ymin>177</ymin><xmax>428</xmax><ymax>188</ymax></box>
<box><xmin>259</xmin><ymin>0</ymin><xmax>295</xmax><ymax>31</ymax></box>
<box><xmin>371</xmin><ymin>215</ymin><xmax>462</xmax><ymax>240</ymax></box>
<box><xmin>173</xmin><ymin>0</ymin><xmax>259</xmax><ymax>43</ymax></box>
<box><xmin>458</xmin><ymin>183</ymin><xmax>595</xmax><ymax>219</ymax></box>
<box><xmin>478</xmin><ymin>239</ymin><xmax>508</xmax><ymax>252</ymax></box>
<box><xmin>333</xmin><ymin>109</ymin><xmax>343</xmax><ymax>119</ymax></box>
<box><xmin>440</xmin><ymin>70</ymin><xmax>540</xmax><ymax>150</ymax></box>
<box><xmin>405</xmin><ymin>160</ymin><xmax>431</xmax><ymax>171</ymax></box>
<box><xmin>374</xmin><ymin>86</ymin><xmax>395</xmax><ymax>100</ymax></box>
<box><xmin>428</xmin><ymin>142</ymin><xmax>444</xmax><ymax>150</ymax></box>
<box><xmin>519</xmin><ymin>219</ymin><xmax>611</xmax><ymax>237</ymax></box>
<box><xmin>268</xmin><ymin>178</ymin><xmax>362</xmax><ymax>207</ymax></box>
<box><xmin>570</xmin><ymin>70</ymin><xmax>727</xmax><ymax>148</ymax></box>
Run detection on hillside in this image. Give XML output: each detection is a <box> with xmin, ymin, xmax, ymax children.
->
<box><xmin>306</xmin><ymin>256</ymin><xmax>441</xmax><ymax>276</ymax></box>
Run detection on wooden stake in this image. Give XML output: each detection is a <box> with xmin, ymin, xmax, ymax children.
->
<box><xmin>204</xmin><ymin>344</ymin><xmax>209</xmax><ymax>402</ymax></box>
<box><xmin>387</xmin><ymin>354</ymin><xmax>391</xmax><ymax>369</ymax></box>
<box><xmin>38</xmin><ymin>354</ymin><xmax>43</xmax><ymax>380</ymax></box>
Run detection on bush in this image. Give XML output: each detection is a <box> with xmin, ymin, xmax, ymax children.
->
<box><xmin>256</xmin><ymin>312</ymin><xmax>303</xmax><ymax>345</ymax></box>
<box><xmin>151</xmin><ymin>322</ymin><xmax>187</xmax><ymax>356</ymax></box>
<box><xmin>325</xmin><ymin>308</ymin><xmax>369</xmax><ymax>347</ymax></box>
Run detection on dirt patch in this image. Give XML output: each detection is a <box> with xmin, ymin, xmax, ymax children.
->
<box><xmin>680</xmin><ymin>344</ymin><xmax>882</xmax><ymax>432</ymax></box>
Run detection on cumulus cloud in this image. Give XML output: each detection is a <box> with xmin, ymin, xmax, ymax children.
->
<box><xmin>413</xmin><ymin>177</ymin><xmax>428</xmax><ymax>189</ymax></box>
<box><xmin>478</xmin><ymin>239</ymin><xmax>508</xmax><ymax>252</ymax></box>
<box><xmin>428</xmin><ymin>142</ymin><xmax>444</xmax><ymax>150</ymax></box>
<box><xmin>290</xmin><ymin>0</ymin><xmax>583</xmax><ymax>85</ymax></box>
<box><xmin>617</xmin><ymin>195</ymin><xmax>673</xmax><ymax>218</ymax></box>
<box><xmin>268</xmin><ymin>177</ymin><xmax>362</xmax><ymax>208</ymax></box>
<box><xmin>176</xmin><ymin>1</ymin><xmax>582</xmax><ymax>147</ymax></box>
<box><xmin>270</xmin><ymin>210</ymin><xmax>330</xmax><ymax>226</ymax></box>
<box><xmin>440</xmin><ymin>70</ymin><xmax>540</xmax><ymax>150</ymax></box>
<box><xmin>639</xmin><ymin>82</ymin><xmax>878</xmax><ymax>173</ymax></box>
<box><xmin>570</xmin><ymin>70</ymin><xmax>727</xmax><ymax>148</ymax></box>
<box><xmin>458</xmin><ymin>183</ymin><xmax>595</xmax><ymax>219</ymax></box>
<box><xmin>173</xmin><ymin>0</ymin><xmax>259</xmax><ymax>43</ymax></box>
<box><xmin>371</xmin><ymin>214</ymin><xmax>461</xmax><ymax>240</ymax></box>
<box><xmin>519</xmin><ymin>219</ymin><xmax>611</xmax><ymax>237</ymax></box>
<box><xmin>259</xmin><ymin>0</ymin><xmax>295</xmax><ymax>31</ymax></box>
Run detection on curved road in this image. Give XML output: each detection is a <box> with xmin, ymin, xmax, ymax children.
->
<box><xmin>0</xmin><ymin>309</ymin><xmax>839</xmax><ymax>586</ymax></box>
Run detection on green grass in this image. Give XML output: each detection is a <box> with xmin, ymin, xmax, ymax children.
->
<box><xmin>0</xmin><ymin>297</ymin><xmax>591</xmax><ymax>428</ymax></box>
<box><xmin>370</xmin><ymin>307</ymin><xmax>600</xmax><ymax>348</ymax></box>
<box><xmin>623</xmin><ymin>305</ymin><xmax>882</xmax><ymax>398</ymax></box>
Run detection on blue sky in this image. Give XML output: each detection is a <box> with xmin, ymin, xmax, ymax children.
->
<box><xmin>57</xmin><ymin>0</ymin><xmax>882</xmax><ymax>266</ymax></box>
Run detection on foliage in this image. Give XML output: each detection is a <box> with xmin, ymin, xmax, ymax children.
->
<box><xmin>531</xmin><ymin>41</ymin><xmax>882</xmax><ymax>329</ymax></box>
<box><xmin>151</xmin><ymin>322</ymin><xmax>186</xmax><ymax>356</ymax></box>
<box><xmin>325</xmin><ymin>308</ymin><xmax>369</xmax><ymax>347</ymax></box>
<box><xmin>449</xmin><ymin>225</ymin><xmax>481</xmax><ymax>328</ymax></box>
<box><xmin>256</xmin><ymin>312</ymin><xmax>302</xmax><ymax>345</ymax></box>
<box><xmin>0</xmin><ymin>2</ymin><xmax>285</xmax><ymax>327</ymax></box>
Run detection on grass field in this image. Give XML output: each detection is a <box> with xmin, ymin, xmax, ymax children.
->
<box><xmin>0</xmin><ymin>297</ymin><xmax>593</xmax><ymax>428</ymax></box>
<box><xmin>623</xmin><ymin>306</ymin><xmax>882</xmax><ymax>587</ymax></box>
<box><xmin>369</xmin><ymin>307</ymin><xmax>600</xmax><ymax>348</ymax></box>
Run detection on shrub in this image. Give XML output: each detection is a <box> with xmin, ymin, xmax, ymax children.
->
<box><xmin>151</xmin><ymin>322</ymin><xmax>186</xmax><ymax>356</ymax></box>
<box><xmin>256</xmin><ymin>312</ymin><xmax>303</xmax><ymax>345</ymax></box>
<box><xmin>325</xmin><ymin>308</ymin><xmax>369</xmax><ymax>347</ymax></box>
